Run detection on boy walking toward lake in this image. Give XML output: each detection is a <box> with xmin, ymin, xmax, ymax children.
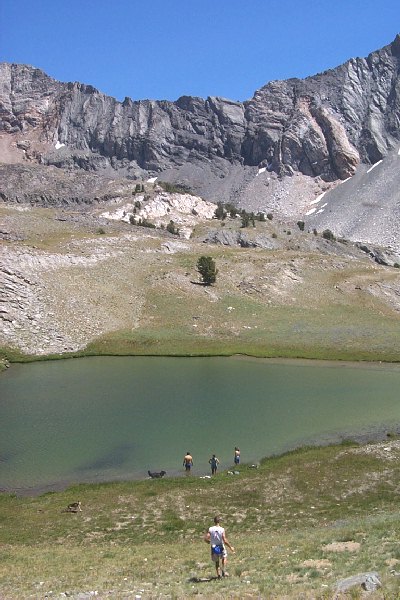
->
<box><xmin>204</xmin><ymin>515</ymin><xmax>235</xmax><ymax>578</ymax></box>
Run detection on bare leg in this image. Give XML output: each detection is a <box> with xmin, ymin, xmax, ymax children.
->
<box><xmin>221</xmin><ymin>556</ymin><xmax>227</xmax><ymax>576</ymax></box>
<box><xmin>215</xmin><ymin>558</ymin><xmax>221</xmax><ymax>577</ymax></box>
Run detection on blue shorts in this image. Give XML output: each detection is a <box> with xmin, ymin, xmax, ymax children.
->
<box><xmin>211</xmin><ymin>545</ymin><xmax>227</xmax><ymax>561</ymax></box>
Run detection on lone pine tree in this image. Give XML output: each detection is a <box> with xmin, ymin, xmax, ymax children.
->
<box><xmin>197</xmin><ymin>256</ymin><xmax>218</xmax><ymax>285</ymax></box>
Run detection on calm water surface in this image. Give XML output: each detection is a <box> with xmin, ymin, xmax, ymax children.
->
<box><xmin>1</xmin><ymin>356</ymin><xmax>399</xmax><ymax>494</ymax></box>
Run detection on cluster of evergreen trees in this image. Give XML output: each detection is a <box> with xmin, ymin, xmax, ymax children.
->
<box><xmin>214</xmin><ymin>202</ymin><xmax>271</xmax><ymax>228</ymax></box>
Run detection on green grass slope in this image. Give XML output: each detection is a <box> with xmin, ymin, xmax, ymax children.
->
<box><xmin>2</xmin><ymin>203</ymin><xmax>400</xmax><ymax>363</ymax></box>
<box><xmin>2</xmin><ymin>441</ymin><xmax>400</xmax><ymax>598</ymax></box>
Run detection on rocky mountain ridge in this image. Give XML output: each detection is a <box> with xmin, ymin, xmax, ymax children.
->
<box><xmin>1</xmin><ymin>35</ymin><xmax>399</xmax><ymax>210</ymax></box>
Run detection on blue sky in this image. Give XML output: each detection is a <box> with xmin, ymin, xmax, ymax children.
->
<box><xmin>1</xmin><ymin>0</ymin><xmax>399</xmax><ymax>102</ymax></box>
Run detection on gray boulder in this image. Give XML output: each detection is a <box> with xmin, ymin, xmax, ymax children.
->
<box><xmin>336</xmin><ymin>572</ymin><xmax>381</xmax><ymax>593</ymax></box>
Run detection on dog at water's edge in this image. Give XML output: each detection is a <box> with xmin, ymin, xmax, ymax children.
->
<box><xmin>148</xmin><ymin>470</ymin><xmax>166</xmax><ymax>479</ymax></box>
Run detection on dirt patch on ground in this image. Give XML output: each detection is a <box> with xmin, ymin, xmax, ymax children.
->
<box><xmin>302</xmin><ymin>558</ymin><xmax>332</xmax><ymax>569</ymax></box>
<box><xmin>262</xmin><ymin>474</ymin><xmax>304</xmax><ymax>505</ymax></box>
<box><xmin>322</xmin><ymin>541</ymin><xmax>360</xmax><ymax>553</ymax></box>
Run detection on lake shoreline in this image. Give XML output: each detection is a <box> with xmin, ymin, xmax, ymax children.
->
<box><xmin>2</xmin><ymin>355</ymin><xmax>400</xmax><ymax>497</ymax></box>
<box><xmin>3</xmin><ymin>424</ymin><xmax>398</xmax><ymax>498</ymax></box>
<box><xmin>2</xmin><ymin>347</ymin><xmax>400</xmax><ymax>375</ymax></box>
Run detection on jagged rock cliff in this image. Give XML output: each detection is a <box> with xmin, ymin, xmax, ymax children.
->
<box><xmin>0</xmin><ymin>35</ymin><xmax>399</xmax><ymax>208</ymax></box>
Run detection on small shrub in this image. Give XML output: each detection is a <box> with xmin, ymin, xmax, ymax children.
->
<box><xmin>394</xmin><ymin>263</ymin><xmax>400</xmax><ymax>269</ymax></box>
<box><xmin>96</xmin><ymin>227</ymin><xmax>106</xmax><ymax>235</ymax></box>
<box><xmin>166</xmin><ymin>220</ymin><xmax>179</xmax><ymax>235</ymax></box>
<box><xmin>214</xmin><ymin>202</ymin><xmax>226</xmax><ymax>220</ymax></box>
<box><xmin>267</xmin><ymin>213</ymin><xmax>273</xmax><ymax>220</ymax></box>
<box><xmin>138</xmin><ymin>219</ymin><xmax>156</xmax><ymax>229</ymax></box>
<box><xmin>241</xmin><ymin>212</ymin><xmax>250</xmax><ymax>228</ymax></box>
<box><xmin>322</xmin><ymin>229</ymin><xmax>336</xmax><ymax>241</ymax></box>
<box><xmin>225</xmin><ymin>203</ymin><xmax>238</xmax><ymax>218</ymax></box>
<box><xmin>297</xmin><ymin>220</ymin><xmax>305</xmax><ymax>231</ymax></box>
<box><xmin>272</xmin><ymin>232</ymin><xmax>277</xmax><ymax>239</ymax></box>
<box><xmin>308</xmin><ymin>569</ymin><xmax>320</xmax><ymax>579</ymax></box>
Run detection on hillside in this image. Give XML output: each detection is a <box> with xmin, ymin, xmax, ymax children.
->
<box><xmin>305</xmin><ymin>148</ymin><xmax>400</xmax><ymax>252</ymax></box>
<box><xmin>2</xmin><ymin>182</ymin><xmax>400</xmax><ymax>360</ymax></box>
<box><xmin>1</xmin><ymin>440</ymin><xmax>400</xmax><ymax>598</ymax></box>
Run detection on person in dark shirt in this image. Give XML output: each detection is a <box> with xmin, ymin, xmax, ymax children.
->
<box><xmin>209</xmin><ymin>454</ymin><xmax>219</xmax><ymax>475</ymax></box>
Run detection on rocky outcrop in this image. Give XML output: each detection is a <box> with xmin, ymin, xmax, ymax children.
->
<box><xmin>0</xmin><ymin>35</ymin><xmax>400</xmax><ymax>203</ymax></box>
<box><xmin>0</xmin><ymin>162</ymin><xmax>142</xmax><ymax>206</ymax></box>
<box><xmin>100</xmin><ymin>191</ymin><xmax>217</xmax><ymax>239</ymax></box>
<box><xmin>203</xmin><ymin>228</ymin><xmax>278</xmax><ymax>250</ymax></box>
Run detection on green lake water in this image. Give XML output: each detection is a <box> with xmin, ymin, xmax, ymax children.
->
<box><xmin>1</xmin><ymin>356</ymin><xmax>400</xmax><ymax>495</ymax></box>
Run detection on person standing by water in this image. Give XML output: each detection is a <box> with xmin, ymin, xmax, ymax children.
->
<box><xmin>209</xmin><ymin>454</ymin><xmax>219</xmax><ymax>475</ymax></box>
<box><xmin>204</xmin><ymin>515</ymin><xmax>235</xmax><ymax>578</ymax></box>
<box><xmin>183</xmin><ymin>451</ymin><xmax>193</xmax><ymax>473</ymax></box>
<box><xmin>234</xmin><ymin>446</ymin><xmax>240</xmax><ymax>465</ymax></box>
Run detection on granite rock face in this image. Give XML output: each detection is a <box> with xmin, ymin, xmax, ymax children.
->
<box><xmin>1</xmin><ymin>35</ymin><xmax>399</xmax><ymax>203</ymax></box>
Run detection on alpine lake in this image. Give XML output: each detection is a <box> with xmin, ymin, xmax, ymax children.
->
<box><xmin>1</xmin><ymin>355</ymin><xmax>400</xmax><ymax>495</ymax></box>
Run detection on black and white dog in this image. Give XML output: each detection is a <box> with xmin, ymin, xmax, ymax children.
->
<box><xmin>148</xmin><ymin>470</ymin><xmax>166</xmax><ymax>479</ymax></box>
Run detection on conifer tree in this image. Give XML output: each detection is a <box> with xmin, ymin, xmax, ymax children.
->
<box><xmin>197</xmin><ymin>256</ymin><xmax>218</xmax><ymax>285</ymax></box>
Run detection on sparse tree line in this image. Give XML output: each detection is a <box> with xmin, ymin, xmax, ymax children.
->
<box><xmin>132</xmin><ymin>181</ymin><xmax>193</xmax><ymax>195</ymax></box>
<box><xmin>213</xmin><ymin>203</ymin><xmax>342</xmax><ymax>242</ymax></box>
<box><xmin>129</xmin><ymin>187</ymin><xmax>338</xmax><ymax>243</ymax></box>
<box><xmin>125</xmin><ymin>186</ymin><xmax>348</xmax><ymax>248</ymax></box>
<box><xmin>129</xmin><ymin>213</ymin><xmax>180</xmax><ymax>235</ymax></box>
<box><xmin>214</xmin><ymin>202</ymin><xmax>272</xmax><ymax>228</ymax></box>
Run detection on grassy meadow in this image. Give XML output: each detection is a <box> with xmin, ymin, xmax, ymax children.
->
<box><xmin>2</xmin><ymin>441</ymin><xmax>400</xmax><ymax>598</ymax></box>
